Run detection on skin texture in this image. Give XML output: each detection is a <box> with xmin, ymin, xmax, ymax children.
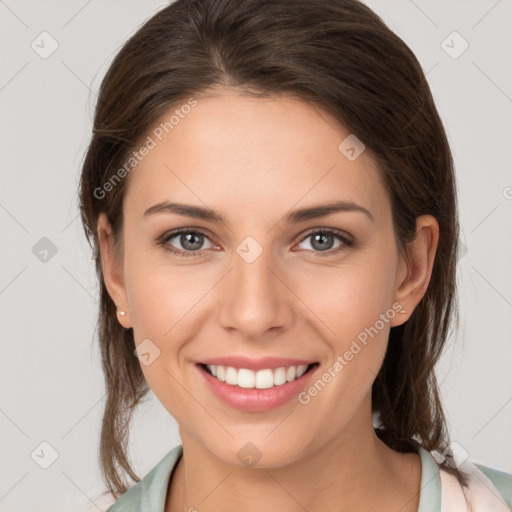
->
<box><xmin>97</xmin><ymin>85</ymin><xmax>439</xmax><ymax>512</ymax></box>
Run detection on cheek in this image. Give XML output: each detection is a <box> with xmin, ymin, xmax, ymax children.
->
<box><xmin>125</xmin><ymin>250</ymin><xmax>202</xmax><ymax>338</ymax></box>
<box><xmin>296</xmin><ymin>244</ymin><xmax>398</xmax><ymax>342</ymax></box>
<box><xmin>123</xmin><ymin>255</ymin><xmax>217</xmax><ymax>389</ymax></box>
<box><xmin>124</xmin><ymin>263</ymin><xmax>196</xmax><ymax>409</ymax></box>
<box><xmin>293</xmin><ymin>247</ymin><xmax>397</xmax><ymax>396</ymax></box>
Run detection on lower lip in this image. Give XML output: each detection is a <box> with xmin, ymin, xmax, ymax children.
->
<box><xmin>196</xmin><ymin>363</ymin><xmax>319</xmax><ymax>412</ymax></box>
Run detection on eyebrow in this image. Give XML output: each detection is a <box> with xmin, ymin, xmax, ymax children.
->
<box><xmin>142</xmin><ymin>200</ymin><xmax>374</xmax><ymax>224</ymax></box>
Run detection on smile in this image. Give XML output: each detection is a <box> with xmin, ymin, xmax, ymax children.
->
<box><xmin>196</xmin><ymin>362</ymin><xmax>320</xmax><ymax>412</ymax></box>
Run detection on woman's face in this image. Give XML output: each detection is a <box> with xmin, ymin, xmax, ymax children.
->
<box><xmin>98</xmin><ymin>86</ymin><xmax>436</xmax><ymax>468</ymax></box>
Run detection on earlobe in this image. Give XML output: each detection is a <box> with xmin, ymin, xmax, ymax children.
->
<box><xmin>390</xmin><ymin>215</ymin><xmax>439</xmax><ymax>327</ymax></box>
<box><xmin>97</xmin><ymin>212</ymin><xmax>131</xmax><ymax>328</ymax></box>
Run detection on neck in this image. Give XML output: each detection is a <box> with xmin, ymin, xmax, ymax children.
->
<box><xmin>166</xmin><ymin>402</ymin><xmax>421</xmax><ymax>512</ymax></box>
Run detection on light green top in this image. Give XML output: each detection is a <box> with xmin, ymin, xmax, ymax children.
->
<box><xmin>106</xmin><ymin>444</ymin><xmax>512</xmax><ymax>511</ymax></box>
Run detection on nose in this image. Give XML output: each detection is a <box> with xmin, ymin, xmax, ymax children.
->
<box><xmin>217</xmin><ymin>242</ymin><xmax>294</xmax><ymax>340</ymax></box>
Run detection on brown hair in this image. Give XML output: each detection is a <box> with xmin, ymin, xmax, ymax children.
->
<box><xmin>79</xmin><ymin>0</ymin><xmax>463</xmax><ymax>499</ymax></box>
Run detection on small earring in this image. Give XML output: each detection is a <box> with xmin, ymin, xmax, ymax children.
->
<box><xmin>118</xmin><ymin>310</ymin><xmax>126</xmax><ymax>316</ymax></box>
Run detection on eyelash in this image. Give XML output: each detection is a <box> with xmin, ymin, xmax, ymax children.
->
<box><xmin>157</xmin><ymin>227</ymin><xmax>356</xmax><ymax>258</ymax></box>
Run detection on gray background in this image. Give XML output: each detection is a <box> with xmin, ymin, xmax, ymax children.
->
<box><xmin>1</xmin><ymin>1</ymin><xmax>511</xmax><ymax>511</ymax></box>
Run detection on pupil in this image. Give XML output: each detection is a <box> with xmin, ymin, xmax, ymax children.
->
<box><xmin>312</xmin><ymin>233</ymin><xmax>333</xmax><ymax>251</ymax></box>
<box><xmin>182</xmin><ymin>232</ymin><xmax>202</xmax><ymax>250</ymax></box>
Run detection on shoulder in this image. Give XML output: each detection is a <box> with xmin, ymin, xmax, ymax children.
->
<box><xmin>473</xmin><ymin>463</ymin><xmax>512</xmax><ymax>509</ymax></box>
<box><xmin>440</xmin><ymin>457</ymin><xmax>512</xmax><ymax>511</ymax></box>
<box><xmin>106</xmin><ymin>444</ymin><xmax>183</xmax><ymax>512</ymax></box>
<box><xmin>427</xmin><ymin>446</ymin><xmax>512</xmax><ymax>511</ymax></box>
<box><xmin>106</xmin><ymin>484</ymin><xmax>142</xmax><ymax>512</ymax></box>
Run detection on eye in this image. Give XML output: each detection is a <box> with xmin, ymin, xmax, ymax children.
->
<box><xmin>158</xmin><ymin>227</ymin><xmax>355</xmax><ymax>258</ymax></box>
<box><xmin>294</xmin><ymin>228</ymin><xmax>355</xmax><ymax>257</ymax></box>
<box><xmin>158</xmin><ymin>228</ymin><xmax>216</xmax><ymax>257</ymax></box>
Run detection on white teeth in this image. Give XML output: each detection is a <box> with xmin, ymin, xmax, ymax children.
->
<box><xmin>255</xmin><ymin>369</ymin><xmax>274</xmax><ymax>389</ymax></box>
<box><xmin>297</xmin><ymin>364</ymin><xmax>308</xmax><ymax>377</ymax></box>
<box><xmin>204</xmin><ymin>363</ymin><xmax>312</xmax><ymax>389</ymax></box>
<box><xmin>238</xmin><ymin>368</ymin><xmax>256</xmax><ymax>388</ymax></box>
<box><xmin>225</xmin><ymin>366</ymin><xmax>238</xmax><ymax>385</ymax></box>
<box><xmin>273</xmin><ymin>367</ymin><xmax>287</xmax><ymax>385</ymax></box>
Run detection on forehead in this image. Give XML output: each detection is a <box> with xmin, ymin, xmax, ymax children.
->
<box><xmin>124</xmin><ymin>90</ymin><xmax>390</xmax><ymax>226</ymax></box>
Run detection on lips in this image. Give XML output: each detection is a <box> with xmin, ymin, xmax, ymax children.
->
<box><xmin>196</xmin><ymin>361</ymin><xmax>320</xmax><ymax>412</ymax></box>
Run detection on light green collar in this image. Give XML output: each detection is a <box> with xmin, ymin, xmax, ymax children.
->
<box><xmin>417</xmin><ymin>446</ymin><xmax>442</xmax><ymax>512</ymax></box>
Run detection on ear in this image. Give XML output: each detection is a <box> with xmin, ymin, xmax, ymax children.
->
<box><xmin>390</xmin><ymin>214</ymin><xmax>439</xmax><ymax>327</ymax></box>
<box><xmin>97</xmin><ymin>212</ymin><xmax>132</xmax><ymax>328</ymax></box>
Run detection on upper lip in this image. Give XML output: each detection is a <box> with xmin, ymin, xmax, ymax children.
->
<box><xmin>198</xmin><ymin>356</ymin><xmax>317</xmax><ymax>371</ymax></box>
